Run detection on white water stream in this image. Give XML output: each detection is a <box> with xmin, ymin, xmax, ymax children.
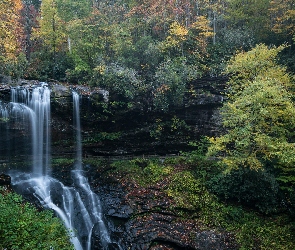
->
<box><xmin>0</xmin><ymin>85</ymin><xmax>113</xmax><ymax>249</ymax></box>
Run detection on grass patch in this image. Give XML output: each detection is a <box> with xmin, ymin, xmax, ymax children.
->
<box><xmin>110</xmin><ymin>158</ymin><xmax>173</xmax><ymax>186</ymax></box>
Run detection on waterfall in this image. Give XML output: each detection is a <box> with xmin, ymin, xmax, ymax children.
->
<box><xmin>73</xmin><ymin>92</ymin><xmax>82</xmax><ymax>169</ymax></box>
<box><xmin>12</xmin><ymin>173</ymin><xmax>84</xmax><ymax>250</ymax></box>
<box><xmin>7</xmin><ymin>85</ymin><xmax>51</xmax><ymax>175</ymax></box>
<box><xmin>29</xmin><ymin>85</ymin><xmax>51</xmax><ymax>175</ymax></box>
<box><xmin>72</xmin><ymin>92</ymin><xmax>111</xmax><ymax>249</ymax></box>
<box><xmin>0</xmin><ymin>85</ymin><xmax>116</xmax><ymax>250</ymax></box>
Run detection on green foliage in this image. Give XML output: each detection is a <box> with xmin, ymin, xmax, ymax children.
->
<box><xmin>55</xmin><ymin>0</ymin><xmax>91</xmax><ymax>22</ymax></box>
<box><xmin>208</xmin><ymin>168</ymin><xmax>280</xmax><ymax>214</ymax></box>
<box><xmin>207</xmin><ymin>43</ymin><xmax>295</xmax><ymax>218</ymax></box>
<box><xmin>27</xmin><ymin>48</ymin><xmax>73</xmax><ymax>80</ymax></box>
<box><xmin>206</xmin><ymin>203</ymin><xmax>295</xmax><ymax>250</ymax></box>
<box><xmin>224</xmin><ymin>44</ymin><xmax>289</xmax><ymax>95</ymax></box>
<box><xmin>92</xmin><ymin>62</ymin><xmax>146</xmax><ymax>100</ymax></box>
<box><xmin>220</xmin><ymin>27</ymin><xmax>255</xmax><ymax>51</ymax></box>
<box><xmin>143</xmin><ymin>163</ymin><xmax>173</xmax><ymax>185</ymax></box>
<box><xmin>181</xmin><ymin>137</ymin><xmax>211</xmax><ymax>163</ymax></box>
<box><xmin>225</xmin><ymin>0</ymin><xmax>271</xmax><ymax>42</ymax></box>
<box><xmin>111</xmin><ymin>158</ymin><xmax>173</xmax><ymax>187</ymax></box>
<box><xmin>51</xmin><ymin>157</ymin><xmax>74</xmax><ymax>168</ymax></box>
<box><xmin>149</xmin><ymin>116</ymin><xmax>190</xmax><ymax>140</ymax></box>
<box><xmin>153</xmin><ymin>57</ymin><xmax>201</xmax><ymax>111</ymax></box>
<box><xmin>35</xmin><ymin>0</ymin><xmax>67</xmax><ymax>52</ymax></box>
<box><xmin>162</xmin><ymin>162</ymin><xmax>295</xmax><ymax>249</ymax></box>
<box><xmin>0</xmin><ymin>188</ymin><xmax>74</xmax><ymax>250</ymax></box>
<box><xmin>167</xmin><ymin>171</ymin><xmax>207</xmax><ymax>210</ymax></box>
<box><xmin>0</xmin><ymin>53</ymin><xmax>28</xmax><ymax>80</ymax></box>
<box><xmin>208</xmin><ymin>45</ymin><xmax>295</xmax><ymax>177</ymax></box>
<box><xmin>83</xmin><ymin>132</ymin><xmax>121</xmax><ymax>143</ymax></box>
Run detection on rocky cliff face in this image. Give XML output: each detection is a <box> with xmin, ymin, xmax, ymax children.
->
<box><xmin>0</xmin><ymin>77</ymin><xmax>226</xmax><ymax>164</ymax></box>
<box><xmin>86</xmin><ymin>163</ymin><xmax>238</xmax><ymax>250</ymax></box>
<box><xmin>51</xmin><ymin>76</ymin><xmax>226</xmax><ymax>158</ymax></box>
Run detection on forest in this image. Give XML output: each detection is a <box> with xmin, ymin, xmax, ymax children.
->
<box><xmin>1</xmin><ymin>0</ymin><xmax>295</xmax><ymax>249</ymax></box>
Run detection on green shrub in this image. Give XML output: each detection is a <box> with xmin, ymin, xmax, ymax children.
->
<box><xmin>91</xmin><ymin>62</ymin><xmax>146</xmax><ymax>101</ymax></box>
<box><xmin>51</xmin><ymin>158</ymin><xmax>75</xmax><ymax>168</ymax></box>
<box><xmin>143</xmin><ymin>163</ymin><xmax>173</xmax><ymax>185</ymax></box>
<box><xmin>153</xmin><ymin>57</ymin><xmax>201</xmax><ymax>111</ymax></box>
<box><xmin>0</xmin><ymin>188</ymin><xmax>74</xmax><ymax>250</ymax></box>
<box><xmin>208</xmin><ymin>168</ymin><xmax>280</xmax><ymax>214</ymax></box>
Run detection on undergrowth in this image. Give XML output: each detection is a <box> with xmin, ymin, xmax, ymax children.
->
<box><xmin>107</xmin><ymin>153</ymin><xmax>295</xmax><ymax>250</ymax></box>
<box><xmin>0</xmin><ymin>187</ymin><xmax>74</xmax><ymax>250</ymax></box>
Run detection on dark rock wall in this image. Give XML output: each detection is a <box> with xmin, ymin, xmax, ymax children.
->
<box><xmin>0</xmin><ymin>77</ymin><xmax>226</xmax><ymax>162</ymax></box>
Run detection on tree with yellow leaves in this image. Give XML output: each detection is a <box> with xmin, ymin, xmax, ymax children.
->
<box><xmin>208</xmin><ymin>44</ymin><xmax>295</xmax><ymax>190</ymax></box>
<box><xmin>0</xmin><ymin>0</ymin><xmax>24</xmax><ymax>59</ymax></box>
<box><xmin>160</xmin><ymin>16</ymin><xmax>213</xmax><ymax>57</ymax></box>
<box><xmin>0</xmin><ymin>0</ymin><xmax>26</xmax><ymax>79</ymax></box>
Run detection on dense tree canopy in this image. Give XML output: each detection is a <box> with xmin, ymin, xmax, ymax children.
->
<box><xmin>208</xmin><ymin>44</ymin><xmax>295</xmax><ymax>191</ymax></box>
<box><xmin>0</xmin><ymin>0</ymin><xmax>294</xmax><ymax>84</ymax></box>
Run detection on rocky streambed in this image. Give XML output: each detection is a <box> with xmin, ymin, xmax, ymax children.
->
<box><xmin>83</xmin><ymin>162</ymin><xmax>239</xmax><ymax>250</ymax></box>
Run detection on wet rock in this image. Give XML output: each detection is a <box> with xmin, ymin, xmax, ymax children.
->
<box><xmin>93</xmin><ymin>166</ymin><xmax>239</xmax><ymax>250</ymax></box>
<box><xmin>0</xmin><ymin>173</ymin><xmax>11</xmax><ymax>186</ymax></box>
<box><xmin>195</xmin><ymin>230</ymin><xmax>228</xmax><ymax>249</ymax></box>
<box><xmin>107</xmin><ymin>242</ymin><xmax>121</xmax><ymax>250</ymax></box>
<box><xmin>51</xmin><ymin>84</ymin><xmax>71</xmax><ymax>97</ymax></box>
<box><xmin>107</xmin><ymin>205</ymin><xmax>133</xmax><ymax>219</ymax></box>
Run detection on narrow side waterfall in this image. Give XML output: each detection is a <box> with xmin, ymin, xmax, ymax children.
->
<box><xmin>73</xmin><ymin>92</ymin><xmax>82</xmax><ymax>169</ymax></box>
<box><xmin>0</xmin><ymin>85</ymin><xmax>117</xmax><ymax>250</ymax></box>
<box><xmin>71</xmin><ymin>91</ymin><xmax>111</xmax><ymax>249</ymax></box>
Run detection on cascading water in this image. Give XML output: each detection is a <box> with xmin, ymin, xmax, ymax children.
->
<box><xmin>71</xmin><ymin>91</ymin><xmax>111</xmax><ymax>249</ymax></box>
<box><xmin>29</xmin><ymin>85</ymin><xmax>51</xmax><ymax>175</ymax></box>
<box><xmin>0</xmin><ymin>85</ymin><xmax>115</xmax><ymax>250</ymax></box>
<box><xmin>73</xmin><ymin>92</ymin><xmax>82</xmax><ymax>169</ymax></box>
<box><xmin>9</xmin><ymin>85</ymin><xmax>50</xmax><ymax>173</ymax></box>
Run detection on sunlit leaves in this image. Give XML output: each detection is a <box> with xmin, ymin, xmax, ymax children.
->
<box><xmin>208</xmin><ymin>45</ymin><xmax>295</xmax><ymax>181</ymax></box>
<box><xmin>160</xmin><ymin>16</ymin><xmax>213</xmax><ymax>58</ymax></box>
<box><xmin>189</xmin><ymin>15</ymin><xmax>214</xmax><ymax>51</ymax></box>
<box><xmin>160</xmin><ymin>22</ymin><xmax>189</xmax><ymax>54</ymax></box>
<box><xmin>224</xmin><ymin>44</ymin><xmax>289</xmax><ymax>96</ymax></box>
